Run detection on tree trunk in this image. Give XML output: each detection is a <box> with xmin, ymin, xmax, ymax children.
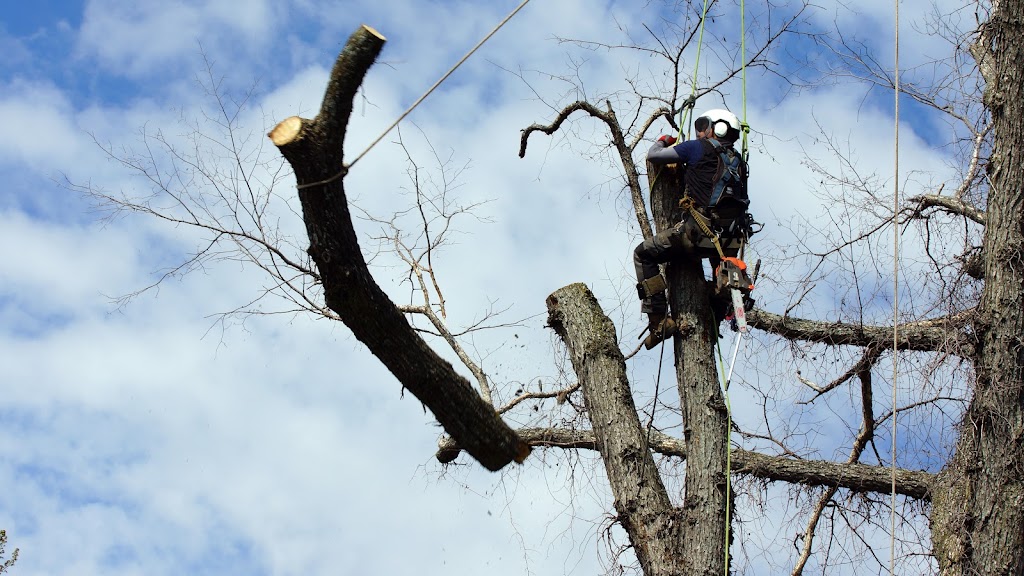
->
<box><xmin>932</xmin><ymin>0</ymin><xmax>1024</xmax><ymax>572</ymax></box>
<box><xmin>650</xmin><ymin>163</ymin><xmax>731</xmax><ymax>575</ymax></box>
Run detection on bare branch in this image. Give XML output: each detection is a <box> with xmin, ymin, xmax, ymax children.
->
<box><xmin>748</xmin><ymin>309</ymin><xmax>976</xmax><ymax>357</ymax></box>
<box><xmin>797</xmin><ymin>344</ymin><xmax>885</xmax><ymax>403</ymax></box>
<box><xmin>437</xmin><ymin>426</ymin><xmax>934</xmax><ymax>500</ymax></box>
<box><xmin>792</xmin><ymin>362</ymin><xmax>876</xmax><ymax>575</ymax></box>
<box><xmin>496</xmin><ymin>382</ymin><xmax>580</xmax><ymax>415</ymax></box>
<box><xmin>908</xmin><ymin>193</ymin><xmax>986</xmax><ymax>225</ymax></box>
<box><xmin>269</xmin><ymin>25</ymin><xmax>528</xmax><ymax>471</ymax></box>
<box><xmin>519</xmin><ymin>100</ymin><xmax>654</xmax><ymax>240</ymax></box>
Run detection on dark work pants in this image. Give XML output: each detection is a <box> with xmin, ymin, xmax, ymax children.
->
<box><xmin>633</xmin><ymin>219</ymin><xmax>700</xmax><ymax>315</ymax></box>
<box><xmin>633</xmin><ymin>216</ymin><xmax>737</xmax><ymax>315</ymax></box>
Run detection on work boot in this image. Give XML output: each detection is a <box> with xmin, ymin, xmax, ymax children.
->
<box><xmin>643</xmin><ymin>313</ymin><xmax>678</xmax><ymax>350</ymax></box>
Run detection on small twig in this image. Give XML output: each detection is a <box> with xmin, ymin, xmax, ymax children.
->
<box><xmin>798</xmin><ymin>345</ymin><xmax>885</xmax><ymax>404</ymax></box>
<box><xmin>785</xmin><ymin>284</ymin><xmax>816</xmax><ymax>317</ymax></box>
<box><xmin>497</xmin><ymin>383</ymin><xmax>581</xmax><ymax>415</ymax></box>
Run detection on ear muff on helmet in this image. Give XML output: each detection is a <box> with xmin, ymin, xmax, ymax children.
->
<box><xmin>698</xmin><ymin>108</ymin><xmax>742</xmax><ymax>142</ymax></box>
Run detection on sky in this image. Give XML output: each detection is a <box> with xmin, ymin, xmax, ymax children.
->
<box><xmin>0</xmin><ymin>1</ymin><xmax>980</xmax><ymax>575</ymax></box>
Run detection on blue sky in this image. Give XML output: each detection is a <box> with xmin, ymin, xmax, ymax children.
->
<box><xmin>0</xmin><ymin>0</ymin><xmax>979</xmax><ymax>574</ymax></box>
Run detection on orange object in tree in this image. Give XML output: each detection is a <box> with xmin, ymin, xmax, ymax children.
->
<box><xmin>715</xmin><ymin>257</ymin><xmax>754</xmax><ymax>295</ymax></box>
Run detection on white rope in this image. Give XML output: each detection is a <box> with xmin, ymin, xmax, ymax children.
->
<box><xmin>346</xmin><ymin>0</ymin><xmax>533</xmax><ymax>171</ymax></box>
<box><xmin>890</xmin><ymin>0</ymin><xmax>901</xmax><ymax>573</ymax></box>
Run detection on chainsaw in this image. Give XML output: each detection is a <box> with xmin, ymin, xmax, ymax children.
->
<box><xmin>714</xmin><ymin>257</ymin><xmax>758</xmax><ymax>333</ymax></box>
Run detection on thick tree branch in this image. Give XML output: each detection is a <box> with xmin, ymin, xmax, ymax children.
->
<box><xmin>267</xmin><ymin>25</ymin><xmax>528</xmax><ymax>471</ymax></box>
<box><xmin>909</xmin><ymin>194</ymin><xmax>986</xmax><ymax>225</ymax></box>
<box><xmin>437</xmin><ymin>426</ymin><xmax>933</xmax><ymax>499</ymax></box>
<box><xmin>748</xmin><ymin>309</ymin><xmax>976</xmax><ymax>357</ymax></box>
<box><xmin>546</xmin><ymin>283</ymin><xmax>683</xmax><ymax>575</ymax></box>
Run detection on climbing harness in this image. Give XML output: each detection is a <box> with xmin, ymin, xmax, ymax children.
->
<box><xmin>676</xmin><ymin>197</ymin><xmax>759</xmax><ymax>297</ymax></box>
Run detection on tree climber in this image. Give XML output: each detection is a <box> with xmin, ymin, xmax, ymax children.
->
<box><xmin>634</xmin><ymin>108</ymin><xmax>753</xmax><ymax>349</ymax></box>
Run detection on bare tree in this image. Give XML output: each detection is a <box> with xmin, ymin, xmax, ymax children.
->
<box><xmin>79</xmin><ymin>0</ymin><xmax>1024</xmax><ymax>572</ymax></box>
<box><xmin>506</xmin><ymin>0</ymin><xmax>1020</xmax><ymax>572</ymax></box>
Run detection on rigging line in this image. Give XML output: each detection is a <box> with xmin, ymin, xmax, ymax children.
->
<box><xmin>740</xmin><ymin>0</ymin><xmax>749</xmax><ymax>162</ymax></box>
<box><xmin>645</xmin><ymin>333</ymin><xmax>669</xmax><ymax>455</ymax></box>
<box><xmin>714</xmin><ymin>328</ymin><xmax>736</xmax><ymax>576</ymax></box>
<box><xmin>347</xmin><ymin>0</ymin><xmax>533</xmax><ymax>171</ymax></box>
<box><xmin>724</xmin><ymin>3</ymin><xmax>748</xmax><ymax>572</ymax></box>
<box><xmin>890</xmin><ymin>0</ymin><xmax>901</xmax><ymax>573</ymax></box>
<box><xmin>723</xmin><ymin>334</ymin><xmax>743</xmax><ymax>576</ymax></box>
<box><xmin>681</xmin><ymin>0</ymin><xmax>712</xmax><ymax>139</ymax></box>
<box><xmin>636</xmin><ymin>324</ymin><xmax>669</xmax><ymax>517</ymax></box>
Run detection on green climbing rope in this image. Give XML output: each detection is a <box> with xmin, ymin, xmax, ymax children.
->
<box><xmin>679</xmin><ymin>0</ymin><xmax>712</xmax><ymax>140</ymax></box>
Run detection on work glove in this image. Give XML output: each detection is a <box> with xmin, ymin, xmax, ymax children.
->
<box><xmin>658</xmin><ymin>134</ymin><xmax>677</xmax><ymax>146</ymax></box>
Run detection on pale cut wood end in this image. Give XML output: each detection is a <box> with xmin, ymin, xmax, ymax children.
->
<box><xmin>361</xmin><ymin>24</ymin><xmax>386</xmax><ymax>41</ymax></box>
<box><xmin>268</xmin><ymin>116</ymin><xmax>303</xmax><ymax>146</ymax></box>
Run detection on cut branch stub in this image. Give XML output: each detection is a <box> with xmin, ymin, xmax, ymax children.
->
<box><xmin>268</xmin><ymin>24</ymin><xmax>528</xmax><ymax>472</ymax></box>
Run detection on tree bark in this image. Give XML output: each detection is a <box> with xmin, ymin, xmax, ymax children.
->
<box><xmin>438</xmin><ymin>426</ymin><xmax>935</xmax><ymax>498</ymax></box>
<box><xmin>748</xmin><ymin>309</ymin><xmax>976</xmax><ymax>358</ymax></box>
<box><xmin>650</xmin><ymin>163</ymin><xmax>731</xmax><ymax>575</ymax></box>
<box><xmin>546</xmin><ymin>283</ymin><xmax>685</xmax><ymax>575</ymax></box>
<box><xmin>932</xmin><ymin>1</ymin><xmax>1024</xmax><ymax>572</ymax></box>
<box><xmin>268</xmin><ymin>25</ymin><xmax>528</xmax><ymax>472</ymax></box>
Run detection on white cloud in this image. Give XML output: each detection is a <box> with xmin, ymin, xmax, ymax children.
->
<box><xmin>0</xmin><ymin>81</ymin><xmax>88</xmax><ymax>172</ymax></box>
<box><xmin>76</xmin><ymin>0</ymin><xmax>279</xmax><ymax>77</ymax></box>
<box><xmin>0</xmin><ymin>0</ymin><xmax>968</xmax><ymax>574</ymax></box>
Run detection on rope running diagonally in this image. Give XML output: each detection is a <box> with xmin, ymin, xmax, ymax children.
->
<box><xmin>298</xmin><ymin>0</ymin><xmax>534</xmax><ymax>189</ymax></box>
<box><xmin>890</xmin><ymin>0</ymin><xmax>901</xmax><ymax>572</ymax></box>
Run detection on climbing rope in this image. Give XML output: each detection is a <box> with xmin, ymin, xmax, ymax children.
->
<box><xmin>890</xmin><ymin>0</ymin><xmax>901</xmax><ymax>572</ymax></box>
<box><xmin>718</xmin><ymin>331</ymin><xmax>739</xmax><ymax>576</ymax></box>
<box><xmin>679</xmin><ymin>143</ymin><xmax>740</xmax><ymax>576</ymax></box>
<box><xmin>740</xmin><ymin>0</ymin><xmax>749</xmax><ymax>163</ymax></box>
<box><xmin>670</xmin><ymin>0</ymin><xmax>752</xmax><ymax>563</ymax></box>
<box><xmin>725</xmin><ymin>3</ymin><xmax>748</xmax><ymax>570</ymax></box>
<box><xmin>679</xmin><ymin>0</ymin><xmax>712</xmax><ymax>140</ymax></box>
<box><xmin>658</xmin><ymin>4</ymin><xmax>753</xmax><ymax>571</ymax></box>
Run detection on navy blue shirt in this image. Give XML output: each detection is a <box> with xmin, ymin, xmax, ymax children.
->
<box><xmin>647</xmin><ymin>138</ymin><xmax>724</xmax><ymax>207</ymax></box>
<box><xmin>647</xmin><ymin>139</ymin><xmax>706</xmax><ymax>165</ymax></box>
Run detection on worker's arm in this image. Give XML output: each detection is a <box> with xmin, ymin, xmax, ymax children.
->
<box><xmin>647</xmin><ymin>139</ymin><xmax>704</xmax><ymax>166</ymax></box>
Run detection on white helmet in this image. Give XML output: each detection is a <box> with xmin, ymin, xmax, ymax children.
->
<box><xmin>697</xmin><ymin>108</ymin><xmax>741</xmax><ymax>141</ymax></box>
